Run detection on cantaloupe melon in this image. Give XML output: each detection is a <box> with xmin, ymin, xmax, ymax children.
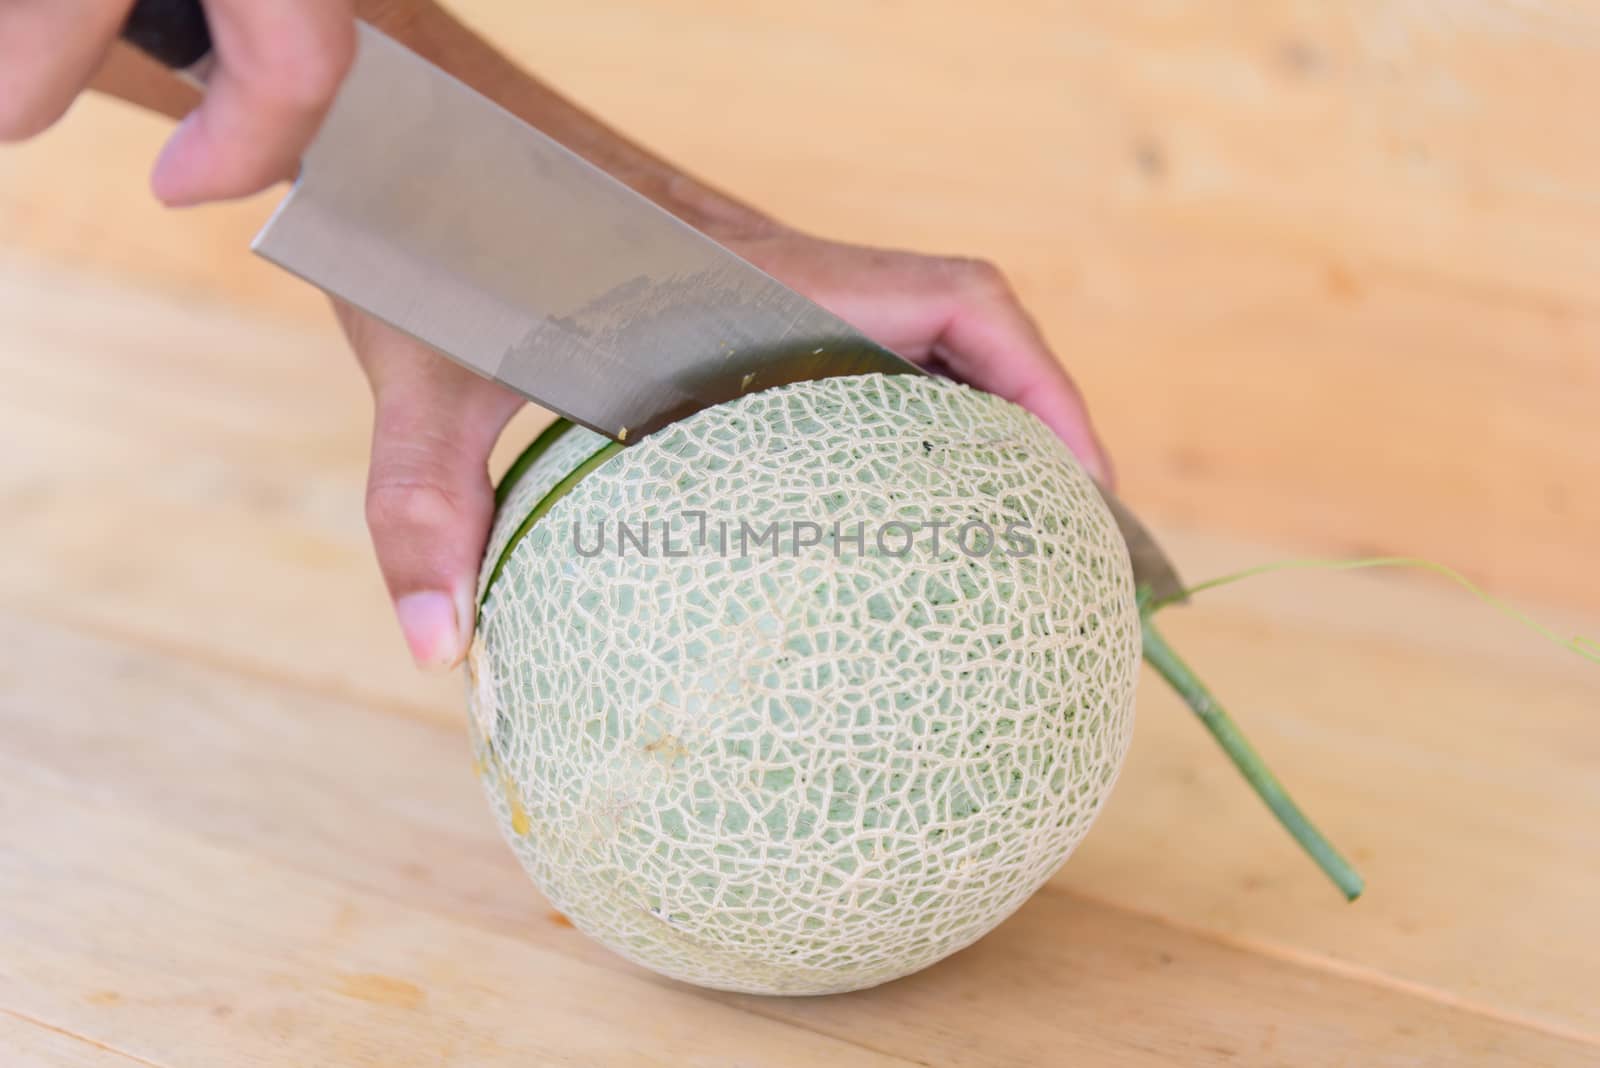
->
<box><xmin>466</xmin><ymin>372</ymin><xmax>1141</xmax><ymax>994</ymax></box>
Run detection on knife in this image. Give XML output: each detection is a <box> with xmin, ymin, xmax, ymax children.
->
<box><xmin>120</xmin><ymin>1</ymin><xmax>1186</xmax><ymax>604</ymax></box>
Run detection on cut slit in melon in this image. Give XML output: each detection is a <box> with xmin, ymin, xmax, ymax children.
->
<box><xmin>493</xmin><ymin>417</ymin><xmax>577</xmax><ymax>508</ymax></box>
<box><xmin>480</xmin><ymin>424</ymin><xmax>624</xmax><ymax>612</ymax></box>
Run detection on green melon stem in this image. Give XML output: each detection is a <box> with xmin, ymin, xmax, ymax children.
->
<box><xmin>1139</xmin><ymin>608</ymin><xmax>1365</xmax><ymax>902</ymax></box>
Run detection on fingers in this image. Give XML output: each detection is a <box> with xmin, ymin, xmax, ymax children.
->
<box><xmin>0</xmin><ymin>0</ymin><xmax>129</xmax><ymax>141</ymax></box>
<box><xmin>1</xmin><ymin>0</ymin><xmax>356</xmax><ymax>204</ymax></box>
<box><xmin>927</xmin><ymin>258</ymin><xmax>1115</xmax><ymax>485</ymax></box>
<box><xmin>731</xmin><ymin>233</ymin><xmax>1115</xmax><ymax>485</ymax></box>
<box><xmin>341</xmin><ymin>307</ymin><xmax>524</xmax><ymax>670</ymax></box>
<box><xmin>151</xmin><ymin>0</ymin><xmax>356</xmax><ymax>205</ymax></box>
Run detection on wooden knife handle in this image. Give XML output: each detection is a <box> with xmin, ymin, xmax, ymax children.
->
<box><xmin>120</xmin><ymin>0</ymin><xmax>211</xmax><ymax>72</ymax></box>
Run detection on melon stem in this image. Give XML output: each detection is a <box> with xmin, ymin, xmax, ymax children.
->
<box><xmin>1139</xmin><ymin>614</ymin><xmax>1365</xmax><ymax>902</ymax></box>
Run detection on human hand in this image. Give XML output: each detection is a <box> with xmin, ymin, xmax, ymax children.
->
<box><xmin>1</xmin><ymin>0</ymin><xmax>356</xmax><ymax>205</ymax></box>
<box><xmin>344</xmin><ymin>223</ymin><xmax>1112</xmax><ymax>671</ymax></box>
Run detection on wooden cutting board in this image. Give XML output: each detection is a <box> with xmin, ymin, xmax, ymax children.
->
<box><xmin>3</xmin><ymin>0</ymin><xmax>1599</xmax><ymax>1060</ymax></box>
<box><xmin>0</xmin><ymin>258</ymin><xmax>1595</xmax><ymax>1066</ymax></box>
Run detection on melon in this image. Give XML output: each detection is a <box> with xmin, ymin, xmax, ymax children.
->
<box><xmin>466</xmin><ymin>372</ymin><xmax>1141</xmax><ymax>994</ymax></box>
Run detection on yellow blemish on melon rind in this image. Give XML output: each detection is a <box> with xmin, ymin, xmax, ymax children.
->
<box><xmin>502</xmin><ymin>772</ymin><xmax>532</xmax><ymax>836</ymax></box>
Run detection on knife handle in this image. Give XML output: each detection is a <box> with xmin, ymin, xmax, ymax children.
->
<box><xmin>121</xmin><ymin>0</ymin><xmax>212</xmax><ymax>74</ymax></box>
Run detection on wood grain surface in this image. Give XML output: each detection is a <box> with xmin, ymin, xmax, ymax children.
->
<box><xmin>1</xmin><ymin>2</ymin><xmax>1596</xmax><ymax>1064</ymax></box>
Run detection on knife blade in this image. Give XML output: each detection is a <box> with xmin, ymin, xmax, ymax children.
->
<box><xmin>119</xmin><ymin>5</ymin><xmax>1186</xmax><ymax>605</ymax></box>
<box><xmin>254</xmin><ymin>24</ymin><xmax>901</xmax><ymax>444</ymax></box>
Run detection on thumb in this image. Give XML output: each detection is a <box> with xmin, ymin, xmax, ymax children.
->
<box><xmin>348</xmin><ymin>311</ymin><xmax>522</xmax><ymax>670</ymax></box>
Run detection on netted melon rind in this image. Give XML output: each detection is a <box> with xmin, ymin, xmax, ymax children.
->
<box><xmin>469</xmin><ymin>373</ymin><xmax>1139</xmax><ymax>995</ymax></box>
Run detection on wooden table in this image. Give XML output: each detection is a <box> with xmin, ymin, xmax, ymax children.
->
<box><xmin>3</xmin><ymin>4</ymin><xmax>1598</xmax><ymax>1064</ymax></box>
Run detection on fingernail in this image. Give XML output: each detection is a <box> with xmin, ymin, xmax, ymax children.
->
<box><xmin>396</xmin><ymin>590</ymin><xmax>462</xmax><ymax>671</ymax></box>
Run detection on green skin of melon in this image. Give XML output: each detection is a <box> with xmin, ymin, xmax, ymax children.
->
<box><xmin>466</xmin><ymin>373</ymin><xmax>1141</xmax><ymax>995</ymax></box>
